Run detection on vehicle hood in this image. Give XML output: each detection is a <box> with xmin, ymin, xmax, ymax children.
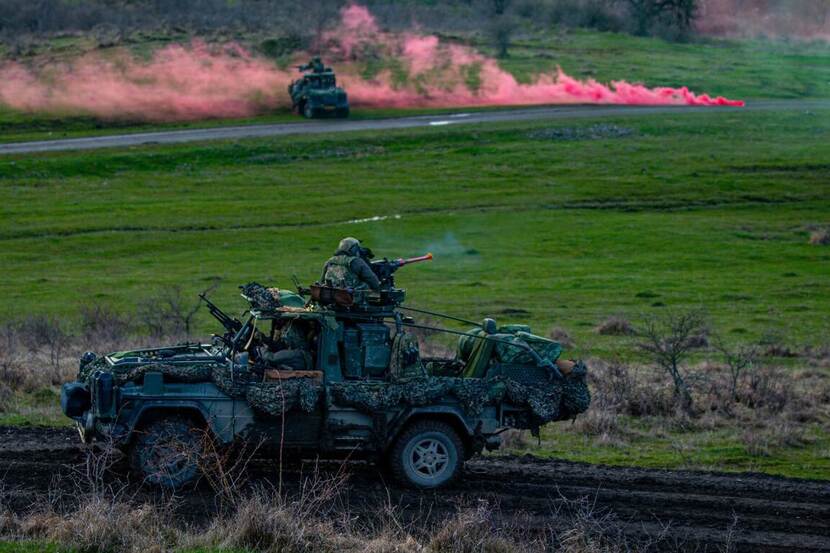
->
<box><xmin>78</xmin><ymin>343</ymin><xmax>224</xmax><ymax>382</ymax></box>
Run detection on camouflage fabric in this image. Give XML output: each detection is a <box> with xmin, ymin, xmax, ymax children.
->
<box><xmin>211</xmin><ymin>364</ymin><xmax>247</xmax><ymax>398</ymax></box>
<box><xmin>331</xmin><ymin>373</ymin><xmax>590</xmax><ymax>423</ymax></box>
<box><xmin>245</xmin><ymin>378</ymin><xmax>321</xmax><ymax>416</ymax></box>
<box><xmin>389</xmin><ymin>331</ymin><xmax>426</xmax><ymax>380</ymax></box>
<box><xmin>240</xmin><ymin>282</ymin><xmax>283</xmax><ymax>312</ymax></box>
<box><xmin>495</xmin><ymin>333</ymin><xmax>562</xmax><ymax>365</ymax></box>
<box><xmin>110</xmin><ymin>363</ymin><xmax>215</xmax><ymax>385</ymax></box>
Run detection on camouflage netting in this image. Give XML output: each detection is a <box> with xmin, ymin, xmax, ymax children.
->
<box><xmin>240</xmin><ymin>282</ymin><xmax>305</xmax><ymax>312</ymax></box>
<box><xmin>331</xmin><ymin>370</ymin><xmax>590</xmax><ymax>423</ymax></box>
<box><xmin>109</xmin><ymin>363</ymin><xmax>215</xmax><ymax>385</ymax></box>
<box><xmin>244</xmin><ymin>378</ymin><xmax>321</xmax><ymax>416</ymax></box>
<box><xmin>84</xmin><ymin>357</ymin><xmax>587</xmax><ymax>422</ymax></box>
<box><xmin>210</xmin><ymin>364</ymin><xmax>321</xmax><ymax>416</ymax></box>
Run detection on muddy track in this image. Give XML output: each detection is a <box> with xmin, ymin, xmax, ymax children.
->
<box><xmin>1</xmin><ymin>426</ymin><xmax>828</xmax><ymax>552</ymax></box>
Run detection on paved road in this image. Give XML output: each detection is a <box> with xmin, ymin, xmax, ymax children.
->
<box><xmin>1</xmin><ymin>100</ymin><xmax>827</xmax><ymax>155</ymax></box>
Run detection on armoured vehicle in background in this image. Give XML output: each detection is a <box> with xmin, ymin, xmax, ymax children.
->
<box><xmin>60</xmin><ymin>256</ymin><xmax>589</xmax><ymax>489</ymax></box>
<box><xmin>288</xmin><ymin>57</ymin><xmax>349</xmax><ymax>118</ymax></box>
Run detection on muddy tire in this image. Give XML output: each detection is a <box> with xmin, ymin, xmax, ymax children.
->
<box><xmin>303</xmin><ymin>102</ymin><xmax>315</xmax><ymax>118</ymax></box>
<box><xmin>390</xmin><ymin>420</ymin><xmax>464</xmax><ymax>489</ymax></box>
<box><xmin>129</xmin><ymin>417</ymin><xmax>203</xmax><ymax>489</ymax></box>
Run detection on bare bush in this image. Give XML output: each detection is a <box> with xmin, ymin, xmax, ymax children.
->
<box><xmin>596</xmin><ymin>315</ymin><xmax>635</xmax><ymax>336</ymax></box>
<box><xmin>636</xmin><ymin>310</ymin><xmax>708</xmax><ymax>412</ymax></box>
<box><xmin>713</xmin><ymin>337</ymin><xmax>759</xmax><ymax>402</ymax></box>
<box><xmin>587</xmin><ymin>361</ymin><xmax>676</xmax><ymax>417</ymax></box>
<box><xmin>79</xmin><ymin>303</ymin><xmax>132</xmax><ymax>344</ymax></box>
<box><xmin>137</xmin><ymin>285</ymin><xmax>205</xmax><ymax>338</ymax></box>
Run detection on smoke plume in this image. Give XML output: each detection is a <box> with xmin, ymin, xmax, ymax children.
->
<box><xmin>0</xmin><ymin>4</ymin><xmax>742</xmax><ymax>122</ymax></box>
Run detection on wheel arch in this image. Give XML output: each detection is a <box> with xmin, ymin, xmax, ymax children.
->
<box><xmin>127</xmin><ymin>402</ymin><xmax>212</xmax><ymax>440</ymax></box>
<box><xmin>387</xmin><ymin>407</ymin><xmax>475</xmax><ymax>459</ymax></box>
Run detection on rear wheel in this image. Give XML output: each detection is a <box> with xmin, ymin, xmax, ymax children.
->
<box><xmin>389</xmin><ymin>420</ymin><xmax>464</xmax><ymax>489</ymax></box>
<box><xmin>336</xmin><ymin>107</ymin><xmax>350</xmax><ymax>118</ymax></box>
<box><xmin>129</xmin><ymin>417</ymin><xmax>204</xmax><ymax>489</ymax></box>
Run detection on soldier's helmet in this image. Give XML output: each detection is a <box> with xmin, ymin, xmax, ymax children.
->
<box><xmin>336</xmin><ymin>236</ymin><xmax>361</xmax><ymax>255</ymax></box>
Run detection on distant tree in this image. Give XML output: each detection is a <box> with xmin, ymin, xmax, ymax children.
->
<box><xmin>487</xmin><ymin>15</ymin><xmax>516</xmax><ymax>57</ymax></box>
<box><xmin>621</xmin><ymin>0</ymin><xmax>697</xmax><ymax>36</ymax></box>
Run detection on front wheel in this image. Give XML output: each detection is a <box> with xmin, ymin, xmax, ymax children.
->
<box><xmin>303</xmin><ymin>102</ymin><xmax>315</xmax><ymax>118</ymax></box>
<box><xmin>129</xmin><ymin>417</ymin><xmax>204</xmax><ymax>488</ymax></box>
<box><xmin>389</xmin><ymin>420</ymin><xmax>464</xmax><ymax>489</ymax></box>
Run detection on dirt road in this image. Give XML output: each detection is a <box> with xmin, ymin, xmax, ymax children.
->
<box><xmin>1</xmin><ymin>426</ymin><xmax>827</xmax><ymax>552</ymax></box>
<box><xmin>2</xmin><ymin>100</ymin><xmax>828</xmax><ymax>155</ymax></box>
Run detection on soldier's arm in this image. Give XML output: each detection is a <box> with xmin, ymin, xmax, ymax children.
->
<box><xmin>320</xmin><ymin>261</ymin><xmax>330</xmax><ymax>284</ymax></box>
<box><xmin>351</xmin><ymin>258</ymin><xmax>381</xmax><ymax>290</ymax></box>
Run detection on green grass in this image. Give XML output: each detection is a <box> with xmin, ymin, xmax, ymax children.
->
<box><xmin>505</xmin><ymin>419</ymin><xmax>830</xmax><ymax>480</ymax></box>
<box><xmin>1</xmin><ymin>28</ymin><xmax>828</xmax><ymax>142</ymax></box>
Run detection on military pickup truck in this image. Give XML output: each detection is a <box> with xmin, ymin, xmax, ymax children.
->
<box><xmin>61</xmin><ymin>280</ymin><xmax>589</xmax><ymax>490</ymax></box>
<box><xmin>288</xmin><ymin>57</ymin><xmax>349</xmax><ymax>118</ymax></box>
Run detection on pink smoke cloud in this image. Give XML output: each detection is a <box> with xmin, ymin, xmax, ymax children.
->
<box><xmin>0</xmin><ymin>4</ymin><xmax>742</xmax><ymax>123</ymax></box>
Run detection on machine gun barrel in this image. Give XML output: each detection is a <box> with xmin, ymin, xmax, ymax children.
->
<box><xmin>370</xmin><ymin>253</ymin><xmax>433</xmax><ymax>284</ymax></box>
<box><xmin>199</xmin><ymin>293</ymin><xmax>243</xmax><ymax>333</ymax></box>
<box><xmin>396</xmin><ymin>253</ymin><xmax>433</xmax><ymax>266</ymax></box>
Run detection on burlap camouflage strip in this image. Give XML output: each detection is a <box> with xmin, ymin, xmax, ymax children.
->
<box><xmin>244</xmin><ymin>379</ymin><xmax>320</xmax><ymax>416</ymax></box>
<box><xmin>331</xmin><ymin>373</ymin><xmax>589</xmax><ymax>423</ymax></box>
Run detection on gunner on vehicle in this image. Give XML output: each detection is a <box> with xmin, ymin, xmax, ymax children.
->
<box><xmin>320</xmin><ymin>237</ymin><xmax>381</xmax><ymax>291</ymax></box>
<box><xmin>258</xmin><ymin>318</ymin><xmax>311</xmax><ymax>372</ymax></box>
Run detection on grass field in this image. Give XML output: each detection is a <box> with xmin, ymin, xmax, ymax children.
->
<box><xmin>1</xmin><ymin>28</ymin><xmax>829</xmax><ymax>142</ymax></box>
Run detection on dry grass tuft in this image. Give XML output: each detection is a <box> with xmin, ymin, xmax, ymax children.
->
<box><xmin>19</xmin><ymin>497</ymin><xmax>178</xmax><ymax>553</ymax></box>
<box><xmin>549</xmin><ymin>327</ymin><xmax>575</xmax><ymax>349</ymax></box>
<box><xmin>200</xmin><ymin>492</ymin><xmax>345</xmax><ymax>552</ymax></box>
<box><xmin>809</xmin><ymin>228</ymin><xmax>829</xmax><ymax>245</ymax></box>
<box><xmin>595</xmin><ymin>316</ymin><xmax>635</xmax><ymax>336</ymax></box>
<box><xmin>428</xmin><ymin>504</ymin><xmax>526</xmax><ymax>553</ymax></box>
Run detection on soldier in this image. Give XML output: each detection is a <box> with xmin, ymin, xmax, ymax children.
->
<box><xmin>299</xmin><ymin>56</ymin><xmax>325</xmax><ymax>73</ymax></box>
<box><xmin>259</xmin><ymin>318</ymin><xmax>311</xmax><ymax>371</ymax></box>
<box><xmin>320</xmin><ymin>237</ymin><xmax>380</xmax><ymax>291</ymax></box>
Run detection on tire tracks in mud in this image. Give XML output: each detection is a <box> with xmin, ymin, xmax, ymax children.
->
<box><xmin>0</xmin><ymin>427</ymin><xmax>828</xmax><ymax>552</ymax></box>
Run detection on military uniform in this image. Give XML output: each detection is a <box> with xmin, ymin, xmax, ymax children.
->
<box><xmin>321</xmin><ymin>237</ymin><xmax>380</xmax><ymax>291</ymax></box>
